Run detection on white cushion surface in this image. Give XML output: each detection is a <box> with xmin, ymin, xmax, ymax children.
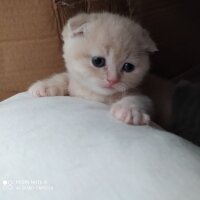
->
<box><xmin>0</xmin><ymin>92</ymin><xmax>200</xmax><ymax>200</ymax></box>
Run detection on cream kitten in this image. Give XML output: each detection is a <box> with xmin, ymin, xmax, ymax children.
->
<box><xmin>28</xmin><ymin>12</ymin><xmax>157</xmax><ymax>125</ymax></box>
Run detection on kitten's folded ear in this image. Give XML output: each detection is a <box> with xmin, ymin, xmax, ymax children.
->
<box><xmin>62</xmin><ymin>13</ymin><xmax>89</xmax><ymax>38</ymax></box>
<box><xmin>142</xmin><ymin>29</ymin><xmax>158</xmax><ymax>53</ymax></box>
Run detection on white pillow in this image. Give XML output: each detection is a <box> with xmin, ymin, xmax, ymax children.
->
<box><xmin>0</xmin><ymin>92</ymin><xmax>200</xmax><ymax>200</ymax></box>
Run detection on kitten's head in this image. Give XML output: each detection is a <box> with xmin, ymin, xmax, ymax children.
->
<box><xmin>62</xmin><ymin>12</ymin><xmax>157</xmax><ymax>95</ymax></box>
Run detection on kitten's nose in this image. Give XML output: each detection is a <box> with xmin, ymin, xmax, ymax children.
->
<box><xmin>107</xmin><ymin>78</ymin><xmax>119</xmax><ymax>86</ymax></box>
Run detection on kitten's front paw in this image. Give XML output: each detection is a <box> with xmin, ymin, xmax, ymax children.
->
<box><xmin>111</xmin><ymin>103</ymin><xmax>150</xmax><ymax>125</ymax></box>
<box><xmin>28</xmin><ymin>81</ymin><xmax>66</xmax><ymax>97</ymax></box>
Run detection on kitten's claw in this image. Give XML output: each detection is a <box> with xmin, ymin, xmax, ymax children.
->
<box><xmin>111</xmin><ymin>103</ymin><xmax>150</xmax><ymax>125</ymax></box>
<box><xmin>28</xmin><ymin>81</ymin><xmax>66</xmax><ymax>97</ymax></box>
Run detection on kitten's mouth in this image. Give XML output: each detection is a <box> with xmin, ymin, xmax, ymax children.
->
<box><xmin>101</xmin><ymin>81</ymin><xmax>118</xmax><ymax>90</ymax></box>
<box><xmin>103</xmin><ymin>85</ymin><xmax>114</xmax><ymax>89</ymax></box>
<box><xmin>101</xmin><ymin>82</ymin><xmax>128</xmax><ymax>93</ymax></box>
<box><xmin>98</xmin><ymin>81</ymin><xmax>127</xmax><ymax>94</ymax></box>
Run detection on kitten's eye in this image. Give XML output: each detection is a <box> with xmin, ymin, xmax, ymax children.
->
<box><xmin>122</xmin><ymin>63</ymin><xmax>135</xmax><ymax>73</ymax></box>
<box><xmin>92</xmin><ymin>56</ymin><xmax>106</xmax><ymax>68</ymax></box>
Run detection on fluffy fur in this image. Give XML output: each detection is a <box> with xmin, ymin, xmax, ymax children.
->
<box><xmin>28</xmin><ymin>12</ymin><xmax>157</xmax><ymax>125</ymax></box>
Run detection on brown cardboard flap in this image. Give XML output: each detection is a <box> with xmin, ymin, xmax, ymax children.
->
<box><xmin>0</xmin><ymin>0</ymin><xmax>64</xmax><ymax>100</ymax></box>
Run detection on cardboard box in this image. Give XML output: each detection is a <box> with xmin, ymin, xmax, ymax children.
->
<box><xmin>1</xmin><ymin>0</ymin><xmax>199</xmax><ymax>100</ymax></box>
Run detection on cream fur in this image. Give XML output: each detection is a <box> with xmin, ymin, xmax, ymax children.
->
<box><xmin>28</xmin><ymin>12</ymin><xmax>157</xmax><ymax>125</ymax></box>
